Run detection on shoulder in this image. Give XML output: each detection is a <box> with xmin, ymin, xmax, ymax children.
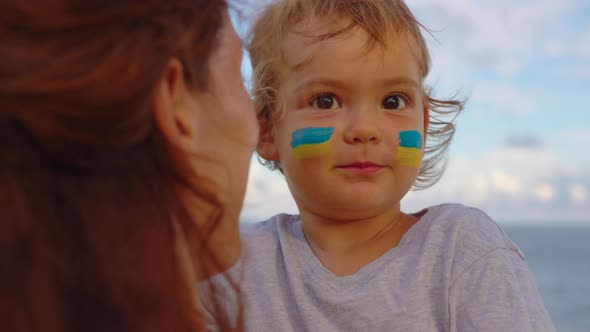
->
<box><xmin>418</xmin><ymin>203</ymin><xmax>525</xmax><ymax>271</ymax></box>
<box><xmin>423</xmin><ymin>203</ymin><xmax>518</xmax><ymax>250</ymax></box>
<box><xmin>240</xmin><ymin>213</ymin><xmax>297</xmax><ymax>238</ymax></box>
<box><xmin>239</xmin><ymin>213</ymin><xmax>300</xmax><ymax>255</ymax></box>
<box><xmin>433</xmin><ymin>205</ymin><xmax>556</xmax><ymax>331</ymax></box>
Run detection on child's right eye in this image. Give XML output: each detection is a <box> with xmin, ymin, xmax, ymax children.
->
<box><xmin>311</xmin><ymin>94</ymin><xmax>340</xmax><ymax>110</ymax></box>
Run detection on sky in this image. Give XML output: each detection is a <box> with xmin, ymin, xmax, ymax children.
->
<box><xmin>234</xmin><ymin>0</ymin><xmax>590</xmax><ymax>224</ymax></box>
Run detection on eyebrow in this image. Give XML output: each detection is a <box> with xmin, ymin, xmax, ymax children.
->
<box><xmin>294</xmin><ymin>77</ymin><xmax>420</xmax><ymax>94</ymax></box>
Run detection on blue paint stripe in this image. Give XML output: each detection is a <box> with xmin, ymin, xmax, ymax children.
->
<box><xmin>291</xmin><ymin>127</ymin><xmax>335</xmax><ymax>148</ymax></box>
<box><xmin>399</xmin><ymin>130</ymin><xmax>422</xmax><ymax>149</ymax></box>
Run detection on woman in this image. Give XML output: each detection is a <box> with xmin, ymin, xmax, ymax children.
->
<box><xmin>0</xmin><ymin>0</ymin><xmax>257</xmax><ymax>331</ymax></box>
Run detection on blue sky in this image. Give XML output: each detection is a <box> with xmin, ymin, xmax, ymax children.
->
<box><xmin>235</xmin><ymin>0</ymin><xmax>590</xmax><ymax>224</ymax></box>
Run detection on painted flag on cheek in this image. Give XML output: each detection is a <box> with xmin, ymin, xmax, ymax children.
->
<box><xmin>291</xmin><ymin>127</ymin><xmax>334</xmax><ymax>159</ymax></box>
<box><xmin>397</xmin><ymin>130</ymin><xmax>423</xmax><ymax>167</ymax></box>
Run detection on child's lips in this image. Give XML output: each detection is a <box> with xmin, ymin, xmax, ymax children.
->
<box><xmin>336</xmin><ymin>162</ymin><xmax>385</xmax><ymax>174</ymax></box>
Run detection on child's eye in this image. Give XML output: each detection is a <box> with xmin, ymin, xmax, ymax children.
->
<box><xmin>311</xmin><ymin>94</ymin><xmax>340</xmax><ymax>110</ymax></box>
<box><xmin>382</xmin><ymin>94</ymin><xmax>407</xmax><ymax>110</ymax></box>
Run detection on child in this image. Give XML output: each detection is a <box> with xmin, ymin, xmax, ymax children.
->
<box><xmin>201</xmin><ymin>0</ymin><xmax>556</xmax><ymax>330</ymax></box>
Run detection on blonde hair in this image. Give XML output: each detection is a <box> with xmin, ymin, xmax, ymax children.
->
<box><xmin>248</xmin><ymin>0</ymin><xmax>464</xmax><ymax>189</ymax></box>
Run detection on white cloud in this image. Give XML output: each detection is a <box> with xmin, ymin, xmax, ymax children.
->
<box><xmin>564</xmin><ymin>128</ymin><xmax>590</xmax><ymax>145</ymax></box>
<box><xmin>408</xmin><ymin>0</ymin><xmax>582</xmax><ymax>79</ymax></box>
<box><xmin>241</xmin><ymin>159</ymin><xmax>297</xmax><ymax>222</ymax></box>
<box><xmin>569</xmin><ymin>184</ymin><xmax>588</xmax><ymax>206</ymax></box>
<box><xmin>470</xmin><ymin>174</ymin><xmax>489</xmax><ymax>204</ymax></box>
<box><xmin>471</xmin><ymin>83</ymin><xmax>537</xmax><ymax>114</ymax></box>
<box><xmin>402</xmin><ymin>143</ymin><xmax>590</xmax><ymax>223</ymax></box>
<box><xmin>544</xmin><ymin>41</ymin><xmax>566</xmax><ymax>57</ymax></box>
<box><xmin>490</xmin><ymin>169</ymin><xmax>523</xmax><ymax>196</ymax></box>
<box><xmin>543</xmin><ymin>25</ymin><xmax>590</xmax><ymax>59</ymax></box>
<box><xmin>484</xmin><ymin>146</ymin><xmax>560</xmax><ymax>180</ymax></box>
<box><xmin>534</xmin><ymin>183</ymin><xmax>555</xmax><ymax>203</ymax></box>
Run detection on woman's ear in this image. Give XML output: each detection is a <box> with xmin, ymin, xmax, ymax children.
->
<box><xmin>152</xmin><ymin>58</ymin><xmax>198</xmax><ymax>152</ymax></box>
<box><xmin>257</xmin><ymin>118</ymin><xmax>279</xmax><ymax>161</ymax></box>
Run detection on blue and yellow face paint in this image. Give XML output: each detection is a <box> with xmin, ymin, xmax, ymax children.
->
<box><xmin>397</xmin><ymin>130</ymin><xmax>423</xmax><ymax>167</ymax></box>
<box><xmin>291</xmin><ymin>127</ymin><xmax>334</xmax><ymax>159</ymax></box>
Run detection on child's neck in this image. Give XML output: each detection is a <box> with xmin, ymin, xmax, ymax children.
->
<box><xmin>300</xmin><ymin>205</ymin><xmax>418</xmax><ymax>277</ymax></box>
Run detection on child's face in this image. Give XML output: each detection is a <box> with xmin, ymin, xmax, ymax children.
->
<box><xmin>262</xmin><ymin>20</ymin><xmax>427</xmax><ymax>220</ymax></box>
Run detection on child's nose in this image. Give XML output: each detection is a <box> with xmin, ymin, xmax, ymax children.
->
<box><xmin>343</xmin><ymin>110</ymin><xmax>381</xmax><ymax>145</ymax></box>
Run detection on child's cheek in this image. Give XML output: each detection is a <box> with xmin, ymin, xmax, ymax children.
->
<box><xmin>396</xmin><ymin>130</ymin><xmax>423</xmax><ymax>168</ymax></box>
<box><xmin>290</xmin><ymin>127</ymin><xmax>334</xmax><ymax>160</ymax></box>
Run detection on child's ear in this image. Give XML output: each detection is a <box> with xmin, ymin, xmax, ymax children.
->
<box><xmin>257</xmin><ymin>118</ymin><xmax>280</xmax><ymax>161</ymax></box>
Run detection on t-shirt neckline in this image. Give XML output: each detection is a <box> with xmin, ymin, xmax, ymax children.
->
<box><xmin>288</xmin><ymin>206</ymin><xmax>437</xmax><ymax>292</ymax></box>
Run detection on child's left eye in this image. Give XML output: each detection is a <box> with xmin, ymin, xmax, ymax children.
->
<box><xmin>382</xmin><ymin>95</ymin><xmax>407</xmax><ymax>110</ymax></box>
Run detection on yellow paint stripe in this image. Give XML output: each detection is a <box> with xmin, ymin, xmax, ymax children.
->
<box><xmin>397</xmin><ymin>147</ymin><xmax>422</xmax><ymax>167</ymax></box>
<box><xmin>291</xmin><ymin>141</ymin><xmax>332</xmax><ymax>159</ymax></box>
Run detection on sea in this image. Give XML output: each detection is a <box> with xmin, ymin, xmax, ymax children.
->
<box><xmin>502</xmin><ymin>224</ymin><xmax>590</xmax><ymax>332</ymax></box>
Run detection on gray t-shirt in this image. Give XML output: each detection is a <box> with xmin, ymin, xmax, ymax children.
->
<box><xmin>200</xmin><ymin>204</ymin><xmax>555</xmax><ymax>331</ymax></box>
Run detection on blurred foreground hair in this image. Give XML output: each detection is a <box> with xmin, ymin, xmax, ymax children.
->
<box><xmin>0</xmin><ymin>0</ymin><xmax>241</xmax><ymax>331</ymax></box>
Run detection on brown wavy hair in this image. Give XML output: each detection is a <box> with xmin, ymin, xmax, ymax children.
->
<box><xmin>248</xmin><ymin>0</ymin><xmax>464</xmax><ymax>189</ymax></box>
<box><xmin>0</xmin><ymin>0</ymin><xmax>239</xmax><ymax>331</ymax></box>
